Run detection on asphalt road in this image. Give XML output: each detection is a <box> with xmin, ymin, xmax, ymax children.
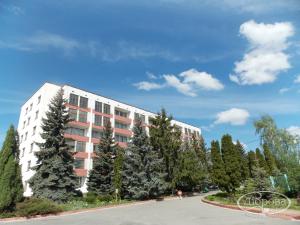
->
<box><xmin>1</xmin><ymin>196</ymin><xmax>298</xmax><ymax>225</ymax></box>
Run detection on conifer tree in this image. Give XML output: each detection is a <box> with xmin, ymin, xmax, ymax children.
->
<box><xmin>29</xmin><ymin>89</ymin><xmax>79</xmax><ymax>202</ymax></box>
<box><xmin>235</xmin><ymin>141</ymin><xmax>249</xmax><ymax>181</ymax></box>
<box><xmin>113</xmin><ymin>146</ymin><xmax>124</xmax><ymax>199</ymax></box>
<box><xmin>247</xmin><ymin>150</ymin><xmax>258</xmax><ymax>178</ymax></box>
<box><xmin>210</xmin><ymin>140</ymin><xmax>230</xmax><ymax>192</ymax></box>
<box><xmin>122</xmin><ymin>119</ymin><xmax>166</xmax><ymax>199</ymax></box>
<box><xmin>262</xmin><ymin>143</ymin><xmax>277</xmax><ymax>176</ymax></box>
<box><xmin>191</xmin><ymin>134</ymin><xmax>207</xmax><ymax>170</ymax></box>
<box><xmin>87</xmin><ymin>121</ymin><xmax>116</xmax><ymax>195</ymax></box>
<box><xmin>149</xmin><ymin>108</ymin><xmax>181</xmax><ymax>184</ymax></box>
<box><xmin>255</xmin><ymin>148</ymin><xmax>269</xmax><ymax>172</ymax></box>
<box><xmin>0</xmin><ymin>126</ymin><xmax>23</xmax><ymax>211</ymax></box>
<box><xmin>221</xmin><ymin>134</ymin><xmax>241</xmax><ymax>192</ymax></box>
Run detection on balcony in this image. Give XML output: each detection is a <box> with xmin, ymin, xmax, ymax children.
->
<box><xmin>92</xmin><ymin>124</ymin><xmax>104</xmax><ymax>130</ymax></box>
<box><xmin>69</xmin><ymin>120</ymin><xmax>90</xmax><ymax>128</ymax></box>
<box><xmin>74</xmin><ymin>152</ymin><xmax>89</xmax><ymax>159</ymax></box>
<box><xmin>66</xmin><ymin>103</ymin><xmax>90</xmax><ymax>113</ymax></box>
<box><xmin>64</xmin><ymin>133</ymin><xmax>89</xmax><ymax>142</ymax></box>
<box><xmin>117</xmin><ymin>142</ymin><xmax>128</xmax><ymax>148</ymax></box>
<box><xmin>74</xmin><ymin>169</ymin><xmax>87</xmax><ymax>177</ymax></box>
<box><xmin>92</xmin><ymin>110</ymin><xmax>113</xmax><ymax>118</ymax></box>
<box><xmin>114</xmin><ymin>128</ymin><xmax>132</xmax><ymax>137</ymax></box>
<box><xmin>114</xmin><ymin>115</ymin><xmax>132</xmax><ymax>124</ymax></box>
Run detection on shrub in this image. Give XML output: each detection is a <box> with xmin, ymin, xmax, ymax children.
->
<box><xmin>97</xmin><ymin>194</ymin><xmax>113</xmax><ymax>202</ymax></box>
<box><xmin>84</xmin><ymin>192</ymin><xmax>97</xmax><ymax>204</ymax></box>
<box><xmin>16</xmin><ymin>198</ymin><xmax>63</xmax><ymax>217</ymax></box>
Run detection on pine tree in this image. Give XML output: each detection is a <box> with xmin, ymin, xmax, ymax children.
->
<box><xmin>122</xmin><ymin>119</ymin><xmax>166</xmax><ymax>199</ymax></box>
<box><xmin>0</xmin><ymin>126</ymin><xmax>23</xmax><ymax>211</ymax></box>
<box><xmin>87</xmin><ymin>121</ymin><xmax>116</xmax><ymax>195</ymax></box>
<box><xmin>247</xmin><ymin>150</ymin><xmax>257</xmax><ymax>178</ymax></box>
<box><xmin>235</xmin><ymin>141</ymin><xmax>249</xmax><ymax>181</ymax></box>
<box><xmin>149</xmin><ymin>108</ymin><xmax>181</xmax><ymax>185</ymax></box>
<box><xmin>191</xmin><ymin>134</ymin><xmax>207</xmax><ymax>170</ymax></box>
<box><xmin>113</xmin><ymin>146</ymin><xmax>124</xmax><ymax>199</ymax></box>
<box><xmin>221</xmin><ymin>134</ymin><xmax>241</xmax><ymax>192</ymax></box>
<box><xmin>263</xmin><ymin>143</ymin><xmax>277</xmax><ymax>176</ymax></box>
<box><xmin>210</xmin><ymin>140</ymin><xmax>230</xmax><ymax>192</ymax></box>
<box><xmin>255</xmin><ymin>148</ymin><xmax>269</xmax><ymax>172</ymax></box>
<box><xmin>29</xmin><ymin>89</ymin><xmax>79</xmax><ymax>203</ymax></box>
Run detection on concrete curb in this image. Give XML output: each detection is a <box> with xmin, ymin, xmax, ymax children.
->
<box><xmin>201</xmin><ymin>198</ymin><xmax>300</xmax><ymax>221</ymax></box>
<box><xmin>0</xmin><ymin>196</ymin><xmax>179</xmax><ymax>223</ymax></box>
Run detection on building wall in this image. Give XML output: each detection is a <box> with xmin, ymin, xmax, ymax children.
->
<box><xmin>17</xmin><ymin>82</ymin><xmax>201</xmax><ymax>196</ymax></box>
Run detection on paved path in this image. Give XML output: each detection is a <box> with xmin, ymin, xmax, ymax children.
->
<box><xmin>1</xmin><ymin>196</ymin><xmax>298</xmax><ymax>225</ymax></box>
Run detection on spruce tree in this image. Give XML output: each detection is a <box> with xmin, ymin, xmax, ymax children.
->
<box><xmin>210</xmin><ymin>140</ymin><xmax>230</xmax><ymax>192</ymax></box>
<box><xmin>87</xmin><ymin>121</ymin><xmax>116</xmax><ymax>195</ymax></box>
<box><xmin>247</xmin><ymin>150</ymin><xmax>258</xmax><ymax>178</ymax></box>
<box><xmin>149</xmin><ymin>108</ymin><xmax>181</xmax><ymax>185</ymax></box>
<box><xmin>221</xmin><ymin>134</ymin><xmax>241</xmax><ymax>192</ymax></box>
<box><xmin>29</xmin><ymin>89</ymin><xmax>79</xmax><ymax>202</ymax></box>
<box><xmin>113</xmin><ymin>146</ymin><xmax>124</xmax><ymax>199</ymax></box>
<box><xmin>191</xmin><ymin>134</ymin><xmax>207</xmax><ymax>170</ymax></box>
<box><xmin>235</xmin><ymin>141</ymin><xmax>249</xmax><ymax>181</ymax></box>
<box><xmin>0</xmin><ymin>126</ymin><xmax>23</xmax><ymax>211</ymax></box>
<box><xmin>122</xmin><ymin>119</ymin><xmax>166</xmax><ymax>199</ymax></box>
<box><xmin>255</xmin><ymin>148</ymin><xmax>269</xmax><ymax>172</ymax></box>
<box><xmin>262</xmin><ymin>143</ymin><xmax>277</xmax><ymax>176</ymax></box>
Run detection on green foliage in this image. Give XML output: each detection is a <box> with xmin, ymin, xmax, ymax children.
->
<box><xmin>263</xmin><ymin>143</ymin><xmax>277</xmax><ymax>175</ymax></box>
<box><xmin>0</xmin><ymin>125</ymin><xmax>23</xmax><ymax>212</ymax></box>
<box><xmin>235</xmin><ymin>141</ymin><xmax>249</xmax><ymax>181</ymax></box>
<box><xmin>149</xmin><ymin>108</ymin><xmax>182</xmax><ymax>184</ymax></box>
<box><xmin>210</xmin><ymin>140</ymin><xmax>230</xmax><ymax>192</ymax></box>
<box><xmin>172</xmin><ymin>150</ymin><xmax>205</xmax><ymax>191</ymax></box>
<box><xmin>247</xmin><ymin>150</ymin><xmax>257</xmax><ymax>178</ymax></box>
<box><xmin>221</xmin><ymin>134</ymin><xmax>242</xmax><ymax>192</ymax></box>
<box><xmin>113</xmin><ymin>146</ymin><xmax>124</xmax><ymax>199</ymax></box>
<box><xmin>122</xmin><ymin>119</ymin><xmax>166</xmax><ymax>200</ymax></box>
<box><xmin>16</xmin><ymin>198</ymin><xmax>63</xmax><ymax>217</ymax></box>
<box><xmin>29</xmin><ymin>89</ymin><xmax>79</xmax><ymax>203</ymax></box>
<box><xmin>87</xmin><ymin>121</ymin><xmax>116</xmax><ymax>195</ymax></box>
<box><xmin>244</xmin><ymin>166</ymin><xmax>272</xmax><ymax>193</ymax></box>
<box><xmin>255</xmin><ymin>148</ymin><xmax>269</xmax><ymax>172</ymax></box>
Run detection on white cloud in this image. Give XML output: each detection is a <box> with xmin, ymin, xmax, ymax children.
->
<box><xmin>180</xmin><ymin>69</ymin><xmax>224</xmax><ymax>91</ymax></box>
<box><xmin>279</xmin><ymin>88</ymin><xmax>290</xmax><ymax>94</ymax></box>
<box><xmin>230</xmin><ymin>20</ymin><xmax>294</xmax><ymax>85</ymax></box>
<box><xmin>133</xmin><ymin>81</ymin><xmax>164</xmax><ymax>91</ymax></box>
<box><xmin>214</xmin><ymin>108</ymin><xmax>250</xmax><ymax>126</ymax></box>
<box><xmin>286</xmin><ymin>126</ymin><xmax>300</xmax><ymax>137</ymax></box>
<box><xmin>294</xmin><ymin>75</ymin><xmax>300</xmax><ymax>83</ymax></box>
<box><xmin>163</xmin><ymin>74</ymin><xmax>197</xmax><ymax>97</ymax></box>
<box><xmin>146</xmin><ymin>71</ymin><xmax>158</xmax><ymax>80</ymax></box>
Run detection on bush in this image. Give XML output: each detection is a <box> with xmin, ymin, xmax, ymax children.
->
<box><xmin>97</xmin><ymin>194</ymin><xmax>114</xmax><ymax>202</ymax></box>
<box><xmin>84</xmin><ymin>192</ymin><xmax>97</xmax><ymax>204</ymax></box>
<box><xmin>16</xmin><ymin>198</ymin><xmax>63</xmax><ymax>217</ymax></box>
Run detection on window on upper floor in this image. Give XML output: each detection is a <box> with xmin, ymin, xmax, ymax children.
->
<box><xmin>29</xmin><ymin>103</ymin><xmax>33</xmax><ymax>111</ymax></box>
<box><xmin>25</xmin><ymin>132</ymin><xmax>28</xmax><ymax>141</ymax></box>
<box><xmin>184</xmin><ymin>128</ymin><xmax>188</xmax><ymax>135</ymax></box>
<box><xmin>134</xmin><ymin>113</ymin><xmax>145</xmax><ymax>122</ymax></box>
<box><xmin>22</xmin><ymin>148</ymin><xmax>25</xmax><ymax>157</ymax></box>
<box><xmin>66</xmin><ymin>139</ymin><xmax>75</xmax><ymax>151</ymax></box>
<box><xmin>76</xmin><ymin>176</ymin><xmax>86</xmax><ymax>188</ymax></box>
<box><xmin>92</xmin><ymin>130</ymin><xmax>104</xmax><ymax>139</ymax></box>
<box><xmin>76</xmin><ymin>141</ymin><xmax>85</xmax><ymax>152</ymax></box>
<box><xmin>27</xmin><ymin>160</ymin><xmax>31</xmax><ymax>172</ymax></box>
<box><xmin>115</xmin><ymin>121</ymin><xmax>129</xmax><ymax>129</ymax></box>
<box><xmin>69</xmin><ymin>108</ymin><xmax>77</xmax><ymax>121</ymax></box>
<box><xmin>32</xmin><ymin>126</ymin><xmax>36</xmax><ymax>136</ymax></box>
<box><xmin>115</xmin><ymin>134</ymin><xmax>129</xmax><ymax>143</ymax></box>
<box><xmin>65</xmin><ymin>127</ymin><xmax>85</xmax><ymax>136</ymax></box>
<box><xmin>23</xmin><ymin>121</ymin><xmax>26</xmax><ymax>129</ymax></box>
<box><xmin>103</xmin><ymin>117</ymin><xmax>110</xmax><ymax>126</ymax></box>
<box><xmin>95</xmin><ymin>101</ymin><xmax>102</xmax><ymax>113</ymax></box>
<box><xmin>30</xmin><ymin>143</ymin><xmax>34</xmax><ymax>153</ymax></box>
<box><xmin>69</xmin><ymin>93</ymin><xmax>79</xmax><ymax>106</ymax></box>
<box><xmin>79</xmin><ymin>96</ymin><xmax>88</xmax><ymax>108</ymax></box>
<box><xmin>37</xmin><ymin>95</ymin><xmax>41</xmax><ymax>104</ymax></box>
<box><xmin>115</xmin><ymin>109</ymin><xmax>128</xmax><ymax>118</ymax></box>
<box><xmin>74</xmin><ymin>159</ymin><xmax>84</xmax><ymax>169</ymax></box>
<box><xmin>78</xmin><ymin>111</ymin><xmax>88</xmax><ymax>123</ymax></box>
<box><xmin>103</xmin><ymin>104</ymin><xmax>110</xmax><ymax>114</ymax></box>
<box><xmin>25</xmin><ymin>107</ymin><xmax>28</xmax><ymax>115</ymax></box>
<box><xmin>27</xmin><ymin>117</ymin><xmax>31</xmax><ymax>126</ymax></box>
<box><xmin>94</xmin><ymin>115</ymin><xmax>102</xmax><ymax>126</ymax></box>
<box><xmin>35</xmin><ymin>110</ymin><xmax>39</xmax><ymax>120</ymax></box>
<box><xmin>20</xmin><ymin>135</ymin><xmax>23</xmax><ymax>143</ymax></box>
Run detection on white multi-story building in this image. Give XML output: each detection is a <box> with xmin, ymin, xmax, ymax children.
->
<box><xmin>17</xmin><ymin>82</ymin><xmax>201</xmax><ymax>196</ymax></box>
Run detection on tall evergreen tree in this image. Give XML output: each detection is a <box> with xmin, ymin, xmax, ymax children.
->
<box><xmin>255</xmin><ymin>148</ymin><xmax>269</xmax><ymax>172</ymax></box>
<box><xmin>0</xmin><ymin>126</ymin><xmax>23</xmax><ymax>211</ymax></box>
<box><xmin>191</xmin><ymin>134</ymin><xmax>207</xmax><ymax>170</ymax></box>
<box><xmin>113</xmin><ymin>146</ymin><xmax>124</xmax><ymax>199</ymax></box>
<box><xmin>247</xmin><ymin>150</ymin><xmax>258</xmax><ymax>178</ymax></box>
<box><xmin>29</xmin><ymin>89</ymin><xmax>78</xmax><ymax>202</ymax></box>
<box><xmin>122</xmin><ymin>119</ymin><xmax>166</xmax><ymax>199</ymax></box>
<box><xmin>262</xmin><ymin>143</ymin><xmax>277</xmax><ymax>176</ymax></box>
<box><xmin>221</xmin><ymin>134</ymin><xmax>241</xmax><ymax>192</ymax></box>
<box><xmin>87</xmin><ymin>121</ymin><xmax>116</xmax><ymax>195</ymax></box>
<box><xmin>235</xmin><ymin>141</ymin><xmax>249</xmax><ymax>181</ymax></box>
<box><xmin>210</xmin><ymin>140</ymin><xmax>230</xmax><ymax>192</ymax></box>
<box><xmin>149</xmin><ymin>108</ymin><xmax>181</xmax><ymax>185</ymax></box>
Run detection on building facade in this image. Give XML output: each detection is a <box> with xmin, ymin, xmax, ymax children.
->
<box><xmin>17</xmin><ymin>83</ymin><xmax>201</xmax><ymax>196</ymax></box>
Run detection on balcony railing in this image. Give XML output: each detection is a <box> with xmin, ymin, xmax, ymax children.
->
<box><xmin>114</xmin><ymin>115</ymin><xmax>132</xmax><ymax>124</ymax></box>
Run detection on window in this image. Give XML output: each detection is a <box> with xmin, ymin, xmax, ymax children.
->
<box><xmin>23</xmin><ymin>121</ymin><xmax>26</xmax><ymax>129</ymax></box>
<box><xmin>103</xmin><ymin>104</ymin><xmax>110</xmax><ymax>114</ymax></box>
<box><xmin>35</xmin><ymin>110</ymin><xmax>39</xmax><ymax>120</ymax></box>
<box><xmin>24</xmin><ymin>181</ymin><xmax>28</xmax><ymax>192</ymax></box>
<box><xmin>32</xmin><ymin>126</ymin><xmax>36</xmax><ymax>136</ymax></box>
<box><xmin>79</xmin><ymin>96</ymin><xmax>88</xmax><ymax>108</ymax></box>
<box><xmin>74</xmin><ymin>159</ymin><xmax>84</xmax><ymax>169</ymax></box>
<box><xmin>22</xmin><ymin>148</ymin><xmax>25</xmax><ymax>157</ymax></box>
<box><xmin>92</xmin><ymin>130</ymin><xmax>103</xmax><ymax>139</ymax></box>
<box><xmin>115</xmin><ymin>134</ymin><xmax>128</xmax><ymax>143</ymax></box>
<box><xmin>76</xmin><ymin>141</ymin><xmax>85</xmax><ymax>152</ymax></box>
<box><xmin>69</xmin><ymin>108</ymin><xmax>77</xmax><ymax>121</ymax></box>
<box><xmin>66</xmin><ymin>139</ymin><xmax>75</xmax><ymax>151</ymax></box>
<box><xmin>103</xmin><ymin>117</ymin><xmax>110</xmax><ymax>126</ymax></box>
<box><xmin>27</xmin><ymin>160</ymin><xmax>31</xmax><ymax>172</ymax></box>
<box><xmin>115</xmin><ymin>109</ymin><xmax>128</xmax><ymax>118</ymax></box>
<box><xmin>69</xmin><ymin>93</ymin><xmax>79</xmax><ymax>106</ymax></box>
<box><xmin>27</xmin><ymin>117</ymin><xmax>31</xmax><ymax>126</ymax></box>
<box><xmin>37</xmin><ymin>95</ymin><xmax>41</xmax><ymax>104</ymax></box>
<box><xmin>185</xmin><ymin>128</ymin><xmax>188</xmax><ymax>135</ymax></box>
<box><xmin>65</xmin><ymin>127</ymin><xmax>85</xmax><ymax>136</ymax></box>
<box><xmin>94</xmin><ymin>115</ymin><xmax>102</xmax><ymax>126</ymax></box>
<box><xmin>95</xmin><ymin>101</ymin><xmax>102</xmax><ymax>113</ymax></box>
<box><xmin>30</xmin><ymin>143</ymin><xmax>34</xmax><ymax>153</ymax></box>
<box><xmin>29</xmin><ymin>103</ymin><xmax>33</xmax><ymax>111</ymax></box>
<box><xmin>76</xmin><ymin>176</ymin><xmax>86</xmax><ymax>188</ymax></box>
<box><xmin>115</xmin><ymin>121</ymin><xmax>128</xmax><ymax>129</ymax></box>
<box><xmin>93</xmin><ymin>144</ymin><xmax>98</xmax><ymax>152</ymax></box>
<box><xmin>20</xmin><ymin>135</ymin><xmax>23</xmax><ymax>143</ymax></box>
<box><xmin>25</xmin><ymin>132</ymin><xmax>28</xmax><ymax>141</ymax></box>
<box><xmin>134</xmin><ymin>113</ymin><xmax>145</xmax><ymax>122</ymax></box>
<box><xmin>78</xmin><ymin>111</ymin><xmax>88</xmax><ymax>123</ymax></box>
<box><xmin>25</xmin><ymin>107</ymin><xmax>28</xmax><ymax>115</ymax></box>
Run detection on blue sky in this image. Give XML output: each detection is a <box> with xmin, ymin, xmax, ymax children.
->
<box><xmin>1</xmin><ymin>0</ymin><xmax>300</xmax><ymax>150</ymax></box>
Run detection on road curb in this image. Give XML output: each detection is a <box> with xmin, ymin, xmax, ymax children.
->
<box><xmin>201</xmin><ymin>198</ymin><xmax>300</xmax><ymax>221</ymax></box>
